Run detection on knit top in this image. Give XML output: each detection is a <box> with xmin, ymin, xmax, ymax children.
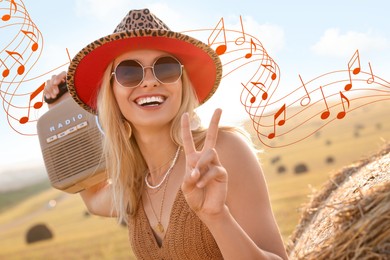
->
<box><xmin>128</xmin><ymin>189</ymin><xmax>224</xmax><ymax>259</ymax></box>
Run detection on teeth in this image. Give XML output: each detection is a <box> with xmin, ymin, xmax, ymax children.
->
<box><xmin>136</xmin><ymin>96</ymin><xmax>165</xmax><ymax>106</ymax></box>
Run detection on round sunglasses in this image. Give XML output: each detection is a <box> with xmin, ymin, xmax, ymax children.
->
<box><xmin>111</xmin><ymin>56</ymin><xmax>184</xmax><ymax>88</ymax></box>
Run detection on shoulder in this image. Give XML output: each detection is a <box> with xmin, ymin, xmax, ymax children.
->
<box><xmin>215</xmin><ymin>127</ymin><xmax>269</xmax><ymax>203</ymax></box>
<box><xmin>215</xmin><ymin>127</ymin><xmax>259</xmax><ymax>164</ymax></box>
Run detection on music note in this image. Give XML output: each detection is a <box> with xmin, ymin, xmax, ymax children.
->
<box><xmin>234</xmin><ymin>15</ymin><xmax>246</xmax><ymax>45</ymax></box>
<box><xmin>250</xmin><ymin>82</ymin><xmax>268</xmax><ymax>100</ymax></box>
<box><xmin>19</xmin><ymin>82</ymin><xmax>45</xmax><ymax>124</ymax></box>
<box><xmin>2</xmin><ymin>0</ymin><xmax>17</xmax><ymax>21</ymax></box>
<box><xmin>262</xmin><ymin>64</ymin><xmax>277</xmax><ymax>80</ymax></box>
<box><xmin>5</xmin><ymin>50</ymin><xmax>25</xmax><ymax>75</ymax></box>
<box><xmin>21</xmin><ymin>30</ymin><xmax>39</xmax><ymax>51</ymax></box>
<box><xmin>337</xmin><ymin>92</ymin><xmax>350</xmax><ymax>119</ymax></box>
<box><xmin>367</xmin><ymin>62</ymin><xmax>375</xmax><ymax>84</ymax></box>
<box><xmin>319</xmin><ymin>86</ymin><xmax>330</xmax><ymax>120</ymax></box>
<box><xmin>208</xmin><ymin>17</ymin><xmax>227</xmax><ymax>55</ymax></box>
<box><xmin>0</xmin><ymin>59</ymin><xmax>10</xmax><ymax>77</ymax></box>
<box><xmin>344</xmin><ymin>50</ymin><xmax>361</xmax><ymax>91</ymax></box>
<box><xmin>299</xmin><ymin>74</ymin><xmax>311</xmax><ymax>106</ymax></box>
<box><xmin>268</xmin><ymin>104</ymin><xmax>286</xmax><ymax>139</ymax></box>
<box><xmin>241</xmin><ymin>82</ymin><xmax>268</xmax><ymax>104</ymax></box>
<box><xmin>245</xmin><ymin>38</ymin><xmax>257</xmax><ymax>59</ymax></box>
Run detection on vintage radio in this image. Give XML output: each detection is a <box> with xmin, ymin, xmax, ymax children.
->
<box><xmin>37</xmin><ymin>95</ymin><xmax>106</xmax><ymax>193</ymax></box>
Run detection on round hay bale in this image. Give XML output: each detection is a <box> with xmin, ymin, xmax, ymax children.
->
<box><xmin>294</xmin><ymin>163</ymin><xmax>308</xmax><ymax>174</ymax></box>
<box><xmin>287</xmin><ymin>143</ymin><xmax>390</xmax><ymax>260</ymax></box>
<box><xmin>26</xmin><ymin>223</ymin><xmax>54</xmax><ymax>244</ymax></box>
<box><xmin>277</xmin><ymin>165</ymin><xmax>287</xmax><ymax>174</ymax></box>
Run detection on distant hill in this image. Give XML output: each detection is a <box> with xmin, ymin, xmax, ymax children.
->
<box><xmin>0</xmin><ymin>165</ymin><xmax>47</xmax><ymax>193</ymax></box>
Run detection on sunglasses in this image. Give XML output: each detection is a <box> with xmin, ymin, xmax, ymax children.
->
<box><xmin>111</xmin><ymin>56</ymin><xmax>184</xmax><ymax>88</ymax></box>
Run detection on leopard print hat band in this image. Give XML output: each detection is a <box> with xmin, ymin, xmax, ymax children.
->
<box><xmin>67</xmin><ymin>9</ymin><xmax>222</xmax><ymax>115</ymax></box>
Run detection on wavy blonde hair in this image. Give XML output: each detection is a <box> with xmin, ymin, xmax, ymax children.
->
<box><xmin>97</xmin><ymin>62</ymin><xmax>208</xmax><ymax>223</ymax></box>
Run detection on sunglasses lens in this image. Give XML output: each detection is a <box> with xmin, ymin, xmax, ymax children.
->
<box><xmin>154</xmin><ymin>57</ymin><xmax>182</xmax><ymax>84</ymax></box>
<box><xmin>115</xmin><ymin>60</ymin><xmax>143</xmax><ymax>87</ymax></box>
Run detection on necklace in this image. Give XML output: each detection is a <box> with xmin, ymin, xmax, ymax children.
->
<box><xmin>145</xmin><ymin>147</ymin><xmax>180</xmax><ymax>233</ymax></box>
<box><xmin>145</xmin><ymin>173</ymin><xmax>170</xmax><ymax>233</ymax></box>
<box><xmin>145</xmin><ymin>146</ymin><xmax>180</xmax><ymax>190</ymax></box>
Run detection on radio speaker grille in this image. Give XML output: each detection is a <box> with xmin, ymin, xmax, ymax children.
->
<box><xmin>37</xmin><ymin>97</ymin><xmax>106</xmax><ymax>193</ymax></box>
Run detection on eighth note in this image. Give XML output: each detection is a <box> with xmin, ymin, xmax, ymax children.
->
<box><xmin>1</xmin><ymin>0</ymin><xmax>17</xmax><ymax>21</ymax></box>
<box><xmin>337</xmin><ymin>92</ymin><xmax>350</xmax><ymax>119</ymax></box>
<box><xmin>5</xmin><ymin>50</ymin><xmax>25</xmax><ymax>75</ymax></box>
<box><xmin>0</xmin><ymin>59</ymin><xmax>9</xmax><ymax>77</ymax></box>
<box><xmin>262</xmin><ymin>64</ymin><xmax>277</xmax><ymax>80</ymax></box>
<box><xmin>21</xmin><ymin>30</ymin><xmax>39</xmax><ymax>52</ymax></box>
<box><xmin>241</xmin><ymin>81</ymin><xmax>268</xmax><ymax>104</ymax></box>
<box><xmin>268</xmin><ymin>104</ymin><xmax>286</xmax><ymax>139</ymax></box>
<box><xmin>19</xmin><ymin>82</ymin><xmax>45</xmax><ymax>124</ymax></box>
<box><xmin>245</xmin><ymin>38</ymin><xmax>256</xmax><ymax>59</ymax></box>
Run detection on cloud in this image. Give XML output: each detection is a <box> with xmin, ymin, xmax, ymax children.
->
<box><xmin>311</xmin><ymin>28</ymin><xmax>389</xmax><ymax>57</ymax></box>
<box><xmin>228</xmin><ymin>16</ymin><xmax>285</xmax><ymax>55</ymax></box>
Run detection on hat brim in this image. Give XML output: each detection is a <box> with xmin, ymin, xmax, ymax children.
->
<box><xmin>67</xmin><ymin>29</ymin><xmax>222</xmax><ymax>115</ymax></box>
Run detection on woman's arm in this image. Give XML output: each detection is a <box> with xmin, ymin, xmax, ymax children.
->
<box><xmin>79</xmin><ymin>180</ymin><xmax>116</xmax><ymax>217</ymax></box>
<box><xmin>210</xmin><ymin>130</ymin><xmax>287</xmax><ymax>259</ymax></box>
<box><xmin>181</xmin><ymin>110</ymin><xmax>288</xmax><ymax>260</ymax></box>
<box><xmin>45</xmin><ymin>72</ymin><xmax>115</xmax><ymax>218</ymax></box>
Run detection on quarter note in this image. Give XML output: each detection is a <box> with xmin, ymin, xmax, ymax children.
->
<box><xmin>208</xmin><ymin>17</ymin><xmax>227</xmax><ymax>55</ymax></box>
<box><xmin>19</xmin><ymin>82</ymin><xmax>45</xmax><ymax>124</ymax></box>
<box><xmin>319</xmin><ymin>86</ymin><xmax>330</xmax><ymax>120</ymax></box>
<box><xmin>262</xmin><ymin>64</ymin><xmax>277</xmax><ymax>80</ymax></box>
<box><xmin>299</xmin><ymin>74</ymin><xmax>311</xmax><ymax>106</ymax></box>
<box><xmin>337</xmin><ymin>92</ymin><xmax>350</xmax><ymax>119</ymax></box>
<box><xmin>344</xmin><ymin>50</ymin><xmax>361</xmax><ymax>91</ymax></box>
<box><xmin>5</xmin><ymin>50</ymin><xmax>24</xmax><ymax>75</ymax></box>
<box><xmin>21</xmin><ymin>30</ymin><xmax>39</xmax><ymax>51</ymax></box>
<box><xmin>2</xmin><ymin>0</ymin><xmax>17</xmax><ymax>21</ymax></box>
<box><xmin>245</xmin><ymin>38</ymin><xmax>257</xmax><ymax>59</ymax></box>
<box><xmin>268</xmin><ymin>104</ymin><xmax>286</xmax><ymax>139</ymax></box>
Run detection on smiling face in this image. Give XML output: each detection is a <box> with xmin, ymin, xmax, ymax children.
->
<box><xmin>112</xmin><ymin>49</ymin><xmax>183</xmax><ymax>132</ymax></box>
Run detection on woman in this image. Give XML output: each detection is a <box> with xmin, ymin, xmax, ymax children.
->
<box><xmin>45</xmin><ymin>9</ymin><xmax>288</xmax><ymax>260</ymax></box>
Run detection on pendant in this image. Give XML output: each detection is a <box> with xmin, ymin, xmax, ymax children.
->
<box><xmin>156</xmin><ymin>222</ymin><xmax>164</xmax><ymax>233</ymax></box>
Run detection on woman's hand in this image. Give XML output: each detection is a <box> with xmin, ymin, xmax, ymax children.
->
<box><xmin>44</xmin><ymin>71</ymin><xmax>69</xmax><ymax>108</ymax></box>
<box><xmin>181</xmin><ymin>109</ymin><xmax>228</xmax><ymax>220</ymax></box>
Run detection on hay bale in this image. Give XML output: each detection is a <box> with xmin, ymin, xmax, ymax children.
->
<box><xmin>294</xmin><ymin>163</ymin><xmax>309</xmax><ymax>174</ymax></box>
<box><xmin>287</xmin><ymin>143</ymin><xmax>390</xmax><ymax>260</ymax></box>
<box><xmin>26</xmin><ymin>223</ymin><xmax>54</xmax><ymax>244</ymax></box>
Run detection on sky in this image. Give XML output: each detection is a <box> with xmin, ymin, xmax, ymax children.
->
<box><xmin>0</xmin><ymin>0</ymin><xmax>389</xmax><ymax>174</ymax></box>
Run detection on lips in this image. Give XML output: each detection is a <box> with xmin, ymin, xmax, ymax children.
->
<box><xmin>134</xmin><ymin>95</ymin><xmax>166</xmax><ymax>107</ymax></box>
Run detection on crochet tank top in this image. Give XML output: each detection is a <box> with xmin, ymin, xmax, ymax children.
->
<box><xmin>128</xmin><ymin>189</ymin><xmax>224</xmax><ymax>259</ymax></box>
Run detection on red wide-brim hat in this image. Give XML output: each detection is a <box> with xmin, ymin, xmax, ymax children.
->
<box><xmin>67</xmin><ymin>9</ymin><xmax>222</xmax><ymax>115</ymax></box>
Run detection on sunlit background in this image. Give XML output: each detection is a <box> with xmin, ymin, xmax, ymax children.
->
<box><xmin>0</xmin><ymin>0</ymin><xmax>389</xmax><ymax>258</ymax></box>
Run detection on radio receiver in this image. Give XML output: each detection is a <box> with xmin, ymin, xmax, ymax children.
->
<box><xmin>37</xmin><ymin>96</ymin><xmax>106</xmax><ymax>193</ymax></box>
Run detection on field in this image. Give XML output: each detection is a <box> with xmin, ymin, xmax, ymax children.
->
<box><xmin>0</xmin><ymin>100</ymin><xmax>389</xmax><ymax>259</ymax></box>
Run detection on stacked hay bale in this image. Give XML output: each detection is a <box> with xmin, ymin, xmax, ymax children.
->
<box><xmin>287</xmin><ymin>143</ymin><xmax>390</xmax><ymax>260</ymax></box>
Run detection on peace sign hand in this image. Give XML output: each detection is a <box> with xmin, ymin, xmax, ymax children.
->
<box><xmin>181</xmin><ymin>109</ymin><xmax>228</xmax><ymax>219</ymax></box>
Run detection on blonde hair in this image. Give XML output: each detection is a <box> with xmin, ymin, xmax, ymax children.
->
<box><xmin>97</xmin><ymin>62</ymin><xmax>208</xmax><ymax>223</ymax></box>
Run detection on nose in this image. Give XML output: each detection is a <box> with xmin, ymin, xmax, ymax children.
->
<box><xmin>140</xmin><ymin>66</ymin><xmax>159</xmax><ymax>88</ymax></box>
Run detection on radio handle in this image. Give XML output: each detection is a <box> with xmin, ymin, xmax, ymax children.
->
<box><xmin>44</xmin><ymin>81</ymin><xmax>68</xmax><ymax>104</ymax></box>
